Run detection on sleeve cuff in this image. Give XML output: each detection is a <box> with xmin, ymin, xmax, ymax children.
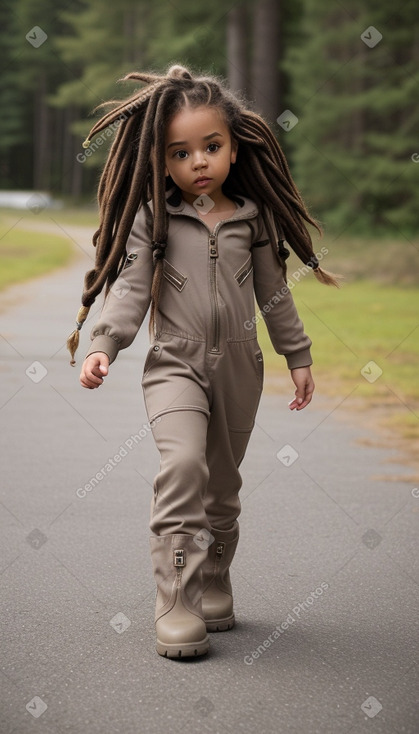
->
<box><xmin>85</xmin><ymin>335</ymin><xmax>120</xmax><ymax>364</ymax></box>
<box><xmin>285</xmin><ymin>347</ymin><xmax>313</xmax><ymax>370</ymax></box>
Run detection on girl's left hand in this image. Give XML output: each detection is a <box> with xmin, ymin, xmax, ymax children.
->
<box><xmin>289</xmin><ymin>366</ymin><xmax>315</xmax><ymax>410</ymax></box>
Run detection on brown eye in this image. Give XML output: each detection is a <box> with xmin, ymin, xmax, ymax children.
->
<box><xmin>207</xmin><ymin>143</ymin><xmax>220</xmax><ymax>153</ymax></box>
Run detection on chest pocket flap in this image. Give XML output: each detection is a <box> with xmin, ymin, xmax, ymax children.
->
<box><xmin>234</xmin><ymin>254</ymin><xmax>253</xmax><ymax>286</ymax></box>
<box><xmin>162</xmin><ymin>259</ymin><xmax>188</xmax><ymax>292</ymax></box>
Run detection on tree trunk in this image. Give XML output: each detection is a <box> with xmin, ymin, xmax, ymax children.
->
<box><xmin>227</xmin><ymin>4</ymin><xmax>249</xmax><ymax>94</ymax></box>
<box><xmin>71</xmin><ymin>141</ymin><xmax>83</xmax><ymax>199</ymax></box>
<box><xmin>251</xmin><ymin>0</ymin><xmax>281</xmax><ymax>123</ymax></box>
<box><xmin>33</xmin><ymin>71</ymin><xmax>51</xmax><ymax>190</ymax></box>
<box><xmin>60</xmin><ymin>106</ymin><xmax>73</xmax><ymax>196</ymax></box>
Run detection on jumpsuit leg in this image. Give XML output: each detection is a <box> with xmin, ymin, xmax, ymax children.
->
<box><xmin>142</xmin><ymin>338</ymin><xmax>263</xmax><ymax>646</ymax></box>
<box><xmin>142</xmin><ymin>339</ymin><xmax>213</xmax><ymax>657</ymax></box>
<box><xmin>142</xmin><ymin>337</ymin><xmax>262</xmax><ymax>535</ymax></box>
<box><xmin>141</xmin><ymin>336</ymin><xmax>213</xmax><ymax>537</ymax></box>
<box><xmin>204</xmin><ymin>412</ymin><xmax>248</xmax><ymax>531</ymax></box>
<box><xmin>203</xmin><ymin>342</ymin><xmax>264</xmax><ymax>531</ymax></box>
<box><xmin>149</xmin><ymin>409</ymin><xmax>211</xmax><ymax>537</ymax></box>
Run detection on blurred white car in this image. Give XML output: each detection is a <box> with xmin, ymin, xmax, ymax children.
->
<box><xmin>0</xmin><ymin>191</ymin><xmax>62</xmax><ymax>212</ymax></box>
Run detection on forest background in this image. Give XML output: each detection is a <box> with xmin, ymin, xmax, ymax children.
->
<box><xmin>1</xmin><ymin>0</ymin><xmax>418</xmax><ymax>238</ymax></box>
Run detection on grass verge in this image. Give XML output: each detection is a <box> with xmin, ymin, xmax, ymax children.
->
<box><xmin>0</xmin><ymin>215</ymin><xmax>75</xmax><ymax>291</ymax></box>
<box><xmin>257</xmin><ymin>271</ymin><xmax>419</xmax><ymax>473</ymax></box>
<box><xmin>0</xmin><ymin>205</ymin><xmax>99</xmax><ymax>228</ymax></box>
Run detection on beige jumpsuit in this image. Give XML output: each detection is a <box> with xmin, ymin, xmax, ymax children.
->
<box><xmin>86</xmin><ymin>189</ymin><xmax>312</xmax><ymax>537</ymax></box>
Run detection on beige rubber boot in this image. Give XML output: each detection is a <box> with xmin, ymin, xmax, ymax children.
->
<box><xmin>201</xmin><ymin>523</ymin><xmax>239</xmax><ymax>632</ymax></box>
<box><xmin>150</xmin><ymin>534</ymin><xmax>210</xmax><ymax>658</ymax></box>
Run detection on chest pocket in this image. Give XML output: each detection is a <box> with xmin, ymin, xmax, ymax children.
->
<box><xmin>122</xmin><ymin>252</ymin><xmax>138</xmax><ymax>269</ymax></box>
<box><xmin>162</xmin><ymin>259</ymin><xmax>188</xmax><ymax>292</ymax></box>
<box><xmin>234</xmin><ymin>255</ymin><xmax>253</xmax><ymax>286</ymax></box>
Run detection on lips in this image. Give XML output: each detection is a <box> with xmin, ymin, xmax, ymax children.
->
<box><xmin>194</xmin><ymin>176</ymin><xmax>212</xmax><ymax>185</ymax></box>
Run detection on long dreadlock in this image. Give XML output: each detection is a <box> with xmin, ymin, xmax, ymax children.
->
<box><xmin>67</xmin><ymin>64</ymin><xmax>340</xmax><ymax>365</ymax></box>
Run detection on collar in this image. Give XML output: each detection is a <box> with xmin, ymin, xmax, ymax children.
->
<box><xmin>165</xmin><ymin>186</ymin><xmax>259</xmax><ymax>220</ymax></box>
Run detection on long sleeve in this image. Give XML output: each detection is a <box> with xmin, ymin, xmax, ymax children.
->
<box><xmin>85</xmin><ymin>207</ymin><xmax>154</xmax><ymax>364</ymax></box>
<box><xmin>252</xmin><ymin>226</ymin><xmax>312</xmax><ymax>370</ymax></box>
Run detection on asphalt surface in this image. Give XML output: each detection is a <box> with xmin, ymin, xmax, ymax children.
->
<box><xmin>0</xmin><ymin>220</ymin><xmax>418</xmax><ymax>734</ymax></box>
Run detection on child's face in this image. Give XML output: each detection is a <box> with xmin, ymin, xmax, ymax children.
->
<box><xmin>165</xmin><ymin>105</ymin><xmax>237</xmax><ymax>207</ymax></box>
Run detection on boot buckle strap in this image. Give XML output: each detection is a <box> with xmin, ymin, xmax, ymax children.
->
<box><xmin>173</xmin><ymin>549</ymin><xmax>185</xmax><ymax>567</ymax></box>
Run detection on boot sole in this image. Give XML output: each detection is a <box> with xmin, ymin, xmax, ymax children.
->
<box><xmin>156</xmin><ymin>635</ymin><xmax>209</xmax><ymax>659</ymax></box>
<box><xmin>205</xmin><ymin>613</ymin><xmax>235</xmax><ymax>632</ymax></box>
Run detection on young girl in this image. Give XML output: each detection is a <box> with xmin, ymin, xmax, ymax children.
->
<box><xmin>67</xmin><ymin>65</ymin><xmax>338</xmax><ymax>659</ymax></box>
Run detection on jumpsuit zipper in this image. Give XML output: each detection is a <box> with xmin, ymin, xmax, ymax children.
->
<box><xmin>166</xmin><ymin>206</ymin><xmax>258</xmax><ymax>354</ymax></box>
<box><xmin>208</xmin><ymin>232</ymin><xmax>220</xmax><ymax>353</ymax></box>
<box><xmin>207</xmin><ymin>218</ymin><xmax>232</xmax><ymax>354</ymax></box>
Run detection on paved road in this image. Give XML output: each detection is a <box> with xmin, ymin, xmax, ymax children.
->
<box><xmin>0</xmin><ymin>221</ymin><xmax>418</xmax><ymax>734</ymax></box>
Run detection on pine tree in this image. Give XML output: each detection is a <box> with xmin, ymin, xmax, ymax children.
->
<box><xmin>226</xmin><ymin>4</ymin><xmax>249</xmax><ymax>94</ymax></box>
<box><xmin>1</xmin><ymin>0</ymin><xmax>86</xmax><ymax>192</ymax></box>
<box><xmin>51</xmin><ymin>0</ymin><xmax>228</xmax><ymax>192</ymax></box>
<box><xmin>251</xmin><ymin>0</ymin><xmax>281</xmax><ymax>123</ymax></box>
<box><xmin>283</xmin><ymin>0</ymin><xmax>419</xmax><ymax>235</ymax></box>
<box><xmin>0</xmin><ymin>1</ymin><xmax>30</xmax><ymax>188</ymax></box>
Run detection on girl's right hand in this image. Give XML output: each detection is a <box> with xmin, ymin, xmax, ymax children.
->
<box><xmin>80</xmin><ymin>352</ymin><xmax>110</xmax><ymax>389</ymax></box>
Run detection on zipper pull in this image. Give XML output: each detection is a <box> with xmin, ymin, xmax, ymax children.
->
<box><xmin>173</xmin><ymin>549</ymin><xmax>185</xmax><ymax>566</ymax></box>
<box><xmin>209</xmin><ymin>235</ymin><xmax>218</xmax><ymax>258</ymax></box>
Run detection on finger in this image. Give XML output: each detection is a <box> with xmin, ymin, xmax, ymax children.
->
<box><xmin>80</xmin><ymin>377</ymin><xmax>96</xmax><ymax>389</ymax></box>
<box><xmin>80</xmin><ymin>372</ymin><xmax>103</xmax><ymax>388</ymax></box>
<box><xmin>87</xmin><ymin>370</ymin><xmax>104</xmax><ymax>385</ymax></box>
<box><xmin>84</xmin><ymin>380</ymin><xmax>101</xmax><ymax>389</ymax></box>
<box><xmin>288</xmin><ymin>397</ymin><xmax>300</xmax><ymax>411</ymax></box>
<box><xmin>295</xmin><ymin>385</ymin><xmax>314</xmax><ymax>410</ymax></box>
<box><xmin>289</xmin><ymin>382</ymin><xmax>314</xmax><ymax>410</ymax></box>
<box><xmin>80</xmin><ymin>381</ymin><xmax>94</xmax><ymax>389</ymax></box>
<box><xmin>293</xmin><ymin>386</ymin><xmax>305</xmax><ymax>406</ymax></box>
<box><xmin>80</xmin><ymin>377</ymin><xmax>93</xmax><ymax>389</ymax></box>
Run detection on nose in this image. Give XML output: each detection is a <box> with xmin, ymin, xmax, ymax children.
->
<box><xmin>191</xmin><ymin>151</ymin><xmax>208</xmax><ymax>170</ymax></box>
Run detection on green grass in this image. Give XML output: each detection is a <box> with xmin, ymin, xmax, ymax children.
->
<box><xmin>0</xmin><ymin>206</ymin><xmax>99</xmax><ymax>228</ymax></box>
<box><xmin>257</xmin><ymin>272</ymin><xmax>419</xmax><ymax>444</ymax></box>
<box><xmin>0</xmin><ymin>216</ymin><xmax>75</xmax><ymax>291</ymax></box>
<box><xmin>310</xmin><ymin>229</ymin><xmax>419</xmax><ymax>286</ymax></box>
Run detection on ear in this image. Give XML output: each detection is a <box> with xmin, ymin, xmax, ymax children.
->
<box><xmin>165</xmin><ymin>165</ymin><xmax>169</xmax><ymax>177</ymax></box>
<box><xmin>230</xmin><ymin>138</ymin><xmax>238</xmax><ymax>164</ymax></box>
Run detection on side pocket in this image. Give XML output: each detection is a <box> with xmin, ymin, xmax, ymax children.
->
<box><xmin>162</xmin><ymin>259</ymin><xmax>188</xmax><ymax>291</ymax></box>
<box><xmin>234</xmin><ymin>255</ymin><xmax>253</xmax><ymax>286</ymax></box>
<box><xmin>254</xmin><ymin>348</ymin><xmax>264</xmax><ymax>384</ymax></box>
<box><xmin>142</xmin><ymin>342</ymin><xmax>163</xmax><ymax>379</ymax></box>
